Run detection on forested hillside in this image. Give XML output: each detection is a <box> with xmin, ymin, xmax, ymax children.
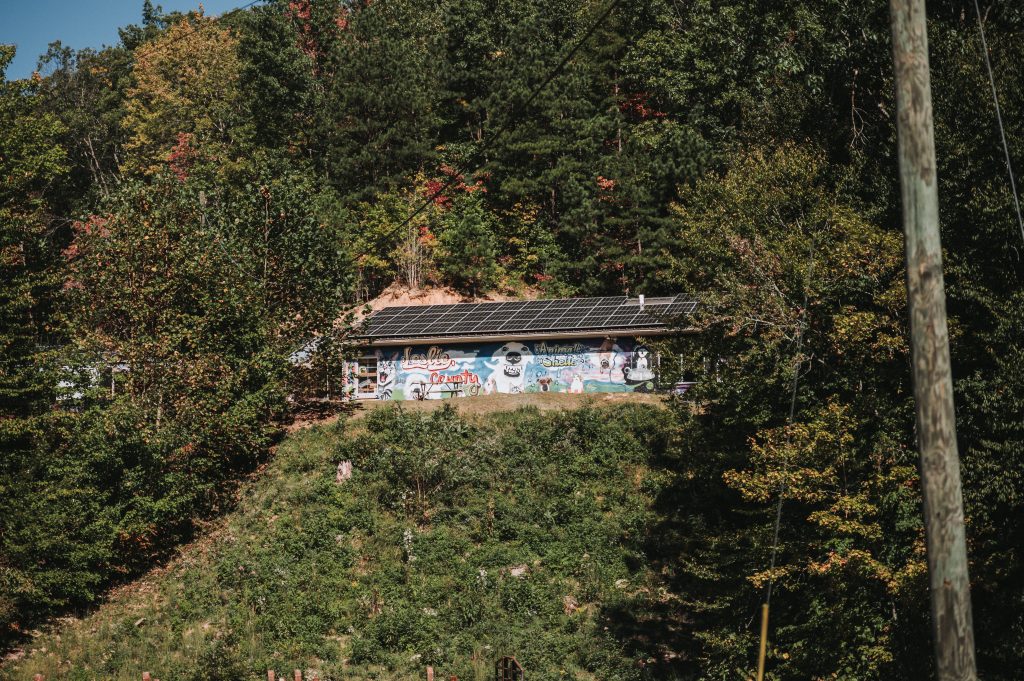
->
<box><xmin>2</xmin><ymin>0</ymin><xmax>1023</xmax><ymax>678</ymax></box>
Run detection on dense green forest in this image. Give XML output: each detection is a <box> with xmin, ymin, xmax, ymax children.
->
<box><xmin>2</xmin><ymin>0</ymin><xmax>1023</xmax><ymax>678</ymax></box>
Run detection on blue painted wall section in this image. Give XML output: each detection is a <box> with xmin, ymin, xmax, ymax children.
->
<box><xmin>348</xmin><ymin>338</ymin><xmax>659</xmax><ymax>400</ymax></box>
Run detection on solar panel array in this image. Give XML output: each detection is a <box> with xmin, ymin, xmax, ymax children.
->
<box><xmin>359</xmin><ymin>295</ymin><xmax>696</xmax><ymax>340</ymax></box>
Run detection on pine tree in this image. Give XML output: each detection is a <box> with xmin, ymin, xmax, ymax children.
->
<box><xmin>320</xmin><ymin>0</ymin><xmax>446</xmax><ymax>200</ymax></box>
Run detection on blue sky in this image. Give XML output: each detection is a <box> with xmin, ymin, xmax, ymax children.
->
<box><xmin>2</xmin><ymin>0</ymin><xmax>244</xmax><ymax>80</ymax></box>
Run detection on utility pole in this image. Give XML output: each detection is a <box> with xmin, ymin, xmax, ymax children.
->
<box><xmin>889</xmin><ymin>1</ymin><xmax>977</xmax><ymax>679</ymax></box>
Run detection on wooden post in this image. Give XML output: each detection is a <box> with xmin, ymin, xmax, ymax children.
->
<box><xmin>426</xmin><ymin>666</ymin><xmax>434</xmax><ymax>681</ymax></box>
<box><xmin>267</xmin><ymin>670</ymin><xmax>275</xmax><ymax>681</ymax></box>
<box><xmin>33</xmin><ymin>675</ymin><xmax>43</xmax><ymax>681</ymax></box>
<box><xmin>294</xmin><ymin>670</ymin><xmax>302</xmax><ymax>681</ymax></box>
<box><xmin>889</xmin><ymin>0</ymin><xmax>978</xmax><ymax>679</ymax></box>
<box><xmin>142</xmin><ymin>674</ymin><xmax>151</xmax><ymax>681</ymax></box>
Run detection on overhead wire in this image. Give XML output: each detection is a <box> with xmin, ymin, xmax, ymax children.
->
<box><xmin>131</xmin><ymin>0</ymin><xmax>266</xmax><ymax>63</ymax></box>
<box><xmin>972</xmin><ymin>0</ymin><xmax>1024</xmax><ymax>248</ymax></box>
<box><xmin>755</xmin><ymin>240</ymin><xmax>816</xmax><ymax>681</ymax></box>
<box><xmin>386</xmin><ymin>0</ymin><xmax>624</xmax><ymax>239</ymax></box>
<box><xmin>308</xmin><ymin>0</ymin><xmax>625</xmax><ymax>353</ymax></box>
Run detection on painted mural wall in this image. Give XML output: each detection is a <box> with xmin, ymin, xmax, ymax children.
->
<box><xmin>347</xmin><ymin>338</ymin><xmax>660</xmax><ymax>400</ymax></box>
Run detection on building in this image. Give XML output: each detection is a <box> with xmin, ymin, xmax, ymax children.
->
<box><xmin>344</xmin><ymin>294</ymin><xmax>696</xmax><ymax>401</ymax></box>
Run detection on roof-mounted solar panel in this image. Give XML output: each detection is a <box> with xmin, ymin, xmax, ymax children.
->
<box><xmin>357</xmin><ymin>294</ymin><xmax>696</xmax><ymax>340</ymax></box>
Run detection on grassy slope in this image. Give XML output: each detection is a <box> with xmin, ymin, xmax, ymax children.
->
<box><xmin>4</xmin><ymin>398</ymin><xmax>684</xmax><ymax>681</ymax></box>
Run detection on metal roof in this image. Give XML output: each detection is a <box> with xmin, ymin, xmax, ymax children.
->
<box><xmin>357</xmin><ymin>295</ymin><xmax>696</xmax><ymax>343</ymax></box>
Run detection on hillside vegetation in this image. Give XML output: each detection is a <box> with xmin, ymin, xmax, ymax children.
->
<box><xmin>6</xmin><ymin>403</ymin><xmax>688</xmax><ymax>680</ymax></box>
<box><xmin>2</xmin><ymin>0</ymin><xmax>1024</xmax><ymax>678</ymax></box>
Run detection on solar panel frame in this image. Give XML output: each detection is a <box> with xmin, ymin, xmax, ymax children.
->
<box><xmin>357</xmin><ymin>294</ymin><xmax>696</xmax><ymax>339</ymax></box>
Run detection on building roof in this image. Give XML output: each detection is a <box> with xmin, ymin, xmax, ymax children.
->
<box><xmin>357</xmin><ymin>294</ymin><xmax>697</xmax><ymax>345</ymax></box>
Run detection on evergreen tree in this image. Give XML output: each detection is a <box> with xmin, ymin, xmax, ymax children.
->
<box><xmin>320</xmin><ymin>0</ymin><xmax>446</xmax><ymax>200</ymax></box>
<box><xmin>0</xmin><ymin>45</ymin><xmax>68</xmax><ymax>639</ymax></box>
<box><xmin>437</xmin><ymin>193</ymin><xmax>500</xmax><ymax>295</ymax></box>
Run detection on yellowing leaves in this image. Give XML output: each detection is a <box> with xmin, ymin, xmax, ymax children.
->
<box><xmin>123</xmin><ymin>13</ymin><xmax>242</xmax><ymax>175</ymax></box>
<box><xmin>725</xmin><ymin>401</ymin><xmax>856</xmax><ymax>506</ymax></box>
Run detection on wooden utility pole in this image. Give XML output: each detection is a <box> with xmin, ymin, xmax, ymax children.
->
<box><xmin>889</xmin><ymin>0</ymin><xmax>978</xmax><ymax>678</ymax></box>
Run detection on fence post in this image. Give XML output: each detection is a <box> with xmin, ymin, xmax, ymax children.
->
<box><xmin>294</xmin><ymin>670</ymin><xmax>302</xmax><ymax>681</ymax></box>
<box><xmin>33</xmin><ymin>675</ymin><xmax>43</xmax><ymax>681</ymax></box>
<box><xmin>426</xmin><ymin>666</ymin><xmax>434</xmax><ymax>681</ymax></box>
<box><xmin>267</xmin><ymin>670</ymin><xmax>275</xmax><ymax>681</ymax></box>
<box><xmin>142</xmin><ymin>673</ymin><xmax>151</xmax><ymax>681</ymax></box>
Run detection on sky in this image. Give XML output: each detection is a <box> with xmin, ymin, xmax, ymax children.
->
<box><xmin>1</xmin><ymin>0</ymin><xmax>244</xmax><ymax>80</ymax></box>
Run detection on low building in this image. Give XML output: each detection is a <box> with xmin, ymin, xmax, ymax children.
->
<box><xmin>345</xmin><ymin>295</ymin><xmax>696</xmax><ymax>400</ymax></box>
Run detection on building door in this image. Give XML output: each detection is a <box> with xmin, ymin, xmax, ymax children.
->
<box><xmin>355</xmin><ymin>355</ymin><xmax>378</xmax><ymax>399</ymax></box>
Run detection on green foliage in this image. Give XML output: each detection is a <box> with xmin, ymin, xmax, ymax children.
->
<box><xmin>0</xmin><ymin>44</ymin><xmax>69</xmax><ymax>637</ymax></box>
<box><xmin>320</xmin><ymin>0</ymin><xmax>446</xmax><ymax>199</ymax></box>
<box><xmin>122</xmin><ymin>11</ymin><xmax>245</xmax><ymax>176</ymax></box>
<box><xmin>436</xmin><ymin>194</ymin><xmax>501</xmax><ymax>295</ymax></box>
<box><xmin>35</xmin><ymin>42</ymin><xmax>132</xmax><ymax>207</ymax></box>
<box><xmin>4</xmin><ymin>0</ymin><xmax>1024</xmax><ymax>677</ymax></box>
<box><xmin>653</xmin><ymin>145</ymin><xmax>928</xmax><ymax>679</ymax></box>
<box><xmin>2</xmin><ymin>405</ymin><xmax>679</xmax><ymax>680</ymax></box>
<box><xmin>1</xmin><ymin>155</ymin><xmax>351</xmax><ymax>641</ymax></box>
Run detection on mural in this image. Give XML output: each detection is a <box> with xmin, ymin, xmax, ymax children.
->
<box><xmin>346</xmin><ymin>338</ymin><xmax>660</xmax><ymax>400</ymax></box>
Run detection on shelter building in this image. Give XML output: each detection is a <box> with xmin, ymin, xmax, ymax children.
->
<box><xmin>345</xmin><ymin>295</ymin><xmax>696</xmax><ymax>401</ymax></box>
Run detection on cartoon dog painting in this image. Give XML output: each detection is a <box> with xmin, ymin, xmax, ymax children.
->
<box><xmin>485</xmin><ymin>342</ymin><xmax>535</xmax><ymax>394</ymax></box>
<box><xmin>626</xmin><ymin>345</ymin><xmax>656</xmax><ymax>383</ymax></box>
<box><xmin>596</xmin><ymin>339</ymin><xmax>627</xmax><ymax>384</ymax></box>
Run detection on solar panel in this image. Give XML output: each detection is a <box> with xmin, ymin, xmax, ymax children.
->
<box><xmin>357</xmin><ymin>294</ymin><xmax>697</xmax><ymax>340</ymax></box>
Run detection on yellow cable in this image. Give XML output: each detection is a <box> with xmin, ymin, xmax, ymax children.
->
<box><xmin>756</xmin><ymin>603</ymin><xmax>769</xmax><ymax>681</ymax></box>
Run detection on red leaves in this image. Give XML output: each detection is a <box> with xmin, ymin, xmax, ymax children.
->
<box><xmin>74</xmin><ymin>214</ymin><xmax>111</xmax><ymax>238</ymax></box>
<box><xmin>167</xmin><ymin>132</ymin><xmax>196</xmax><ymax>182</ymax></box>
<box><xmin>620</xmin><ymin>92</ymin><xmax>667</xmax><ymax>120</ymax></box>
<box><xmin>422</xmin><ymin>166</ymin><xmax>487</xmax><ymax>207</ymax></box>
<box><xmin>286</xmin><ymin>0</ymin><xmax>350</xmax><ymax>68</ymax></box>
<box><xmin>424</xmin><ymin>179</ymin><xmax>450</xmax><ymax>207</ymax></box>
<box><xmin>64</xmin><ymin>214</ymin><xmax>110</xmax><ymax>261</ymax></box>
<box><xmin>287</xmin><ymin>0</ymin><xmax>312</xmax><ymax>22</ymax></box>
<box><xmin>417</xmin><ymin>224</ymin><xmax>436</xmax><ymax>246</ymax></box>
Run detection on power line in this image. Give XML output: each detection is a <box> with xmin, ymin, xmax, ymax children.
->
<box><xmin>132</xmin><ymin>0</ymin><xmax>266</xmax><ymax>63</ymax></box>
<box><xmin>763</xmin><ymin>242</ymin><xmax>815</xmax><ymax>607</ymax></box>
<box><xmin>972</xmin><ymin>0</ymin><xmax>1024</xmax><ymax>248</ymax></box>
<box><xmin>755</xmin><ymin>240</ymin><xmax>815</xmax><ymax>681</ymax></box>
<box><xmin>303</xmin><ymin>0</ymin><xmax>624</xmax><ymax>356</ymax></box>
<box><xmin>388</xmin><ymin>0</ymin><xmax>623</xmax><ymax>237</ymax></box>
